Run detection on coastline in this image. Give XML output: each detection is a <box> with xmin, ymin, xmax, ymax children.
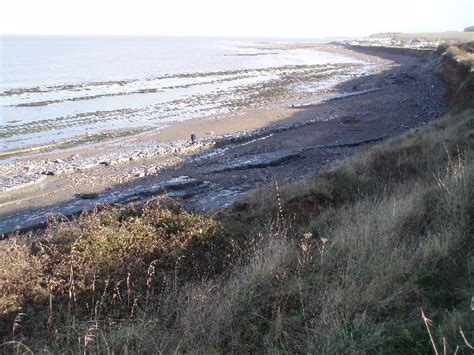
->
<box><xmin>0</xmin><ymin>43</ymin><xmax>448</xmax><ymax>234</ymax></box>
<box><xmin>1</xmin><ymin>39</ymin><xmax>363</xmax><ymax>155</ymax></box>
<box><xmin>1</xmin><ymin>44</ymin><xmax>382</xmax><ymax>184</ymax></box>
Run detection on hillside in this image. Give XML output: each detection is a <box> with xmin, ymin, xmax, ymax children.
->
<box><xmin>369</xmin><ymin>31</ymin><xmax>474</xmax><ymax>43</ymax></box>
<box><xmin>1</xmin><ymin>43</ymin><xmax>473</xmax><ymax>353</ymax></box>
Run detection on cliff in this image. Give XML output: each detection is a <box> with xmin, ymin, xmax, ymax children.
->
<box><xmin>437</xmin><ymin>42</ymin><xmax>474</xmax><ymax>104</ymax></box>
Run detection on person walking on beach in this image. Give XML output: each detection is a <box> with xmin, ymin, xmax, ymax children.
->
<box><xmin>190</xmin><ymin>132</ymin><xmax>197</xmax><ymax>144</ymax></box>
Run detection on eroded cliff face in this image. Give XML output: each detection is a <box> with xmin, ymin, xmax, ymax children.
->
<box><xmin>436</xmin><ymin>44</ymin><xmax>474</xmax><ymax>104</ymax></box>
<box><xmin>455</xmin><ymin>65</ymin><xmax>474</xmax><ymax>103</ymax></box>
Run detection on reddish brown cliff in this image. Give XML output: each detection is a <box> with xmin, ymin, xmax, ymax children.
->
<box><xmin>436</xmin><ymin>43</ymin><xmax>474</xmax><ymax>104</ymax></box>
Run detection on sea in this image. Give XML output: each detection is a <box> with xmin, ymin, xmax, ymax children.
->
<box><xmin>0</xmin><ymin>36</ymin><xmax>360</xmax><ymax>152</ymax></box>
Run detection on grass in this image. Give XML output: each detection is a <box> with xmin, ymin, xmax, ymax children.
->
<box><xmin>370</xmin><ymin>31</ymin><xmax>474</xmax><ymax>43</ymax></box>
<box><xmin>1</xmin><ymin>45</ymin><xmax>473</xmax><ymax>353</ymax></box>
<box><xmin>444</xmin><ymin>44</ymin><xmax>474</xmax><ymax>70</ymax></box>
<box><xmin>438</xmin><ymin>42</ymin><xmax>474</xmax><ymax>106</ymax></box>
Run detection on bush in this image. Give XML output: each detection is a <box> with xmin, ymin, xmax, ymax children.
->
<box><xmin>1</xmin><ymin>76</ymin><xmax>474</xmax><ymax>353</ymax></box>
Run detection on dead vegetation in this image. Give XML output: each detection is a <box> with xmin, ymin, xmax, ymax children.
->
<box><xmin>1</xmin><ymin>47</ymin><xmax>473</xmax><ymax>353</ymax></box>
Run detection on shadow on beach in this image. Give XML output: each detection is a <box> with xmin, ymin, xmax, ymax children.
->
<box><xmin>0</xmin><ymin>45</ymin><xmax>449</xmax><ymax>235</ymax></box>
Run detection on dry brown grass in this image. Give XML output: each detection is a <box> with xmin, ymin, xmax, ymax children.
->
<box><xmin>0</xmin><ymin>202</ymin><xmax>250</xmax><ymax>351</ymax></box>
<box><xmin>444</xmin><ymin>44</ymin><xmax>474</xmax><ymax>69</ymax></box>
<box><xmin>1</xmin><ymin>60</ymin><xmax>473</xmax><ymax>353</ymax></box>
<box><xmin>78</xmin><ymin>150</ymin><xmax>473</xmax><ymax>353</ymax></box>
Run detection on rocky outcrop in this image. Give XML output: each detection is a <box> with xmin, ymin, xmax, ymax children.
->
<box><xmin>347</xmin><ymin>44</ymin><xmax>433</xmax><ymax>58</ymax></box>
<box><xmin>437</xmin><ymin>55</ymin><xmax>469</xmax><ymax>96</ymax></box>
<box><xmin>211</xmin><ymin>150</ymin><xmax>303</xmax><ymax>173</ymax></box>
<box><xmin>436</xmin><ymin>44</ymin><xmax>474</xmax><ymax>104</ymax></box>
<box><xmin>455</xmin><ymin>70</ymin><xmax>474</xmax><ymax>103</ymax></box>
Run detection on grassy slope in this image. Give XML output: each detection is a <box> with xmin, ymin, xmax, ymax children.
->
<box><xmin>1</xmin><ymin>45</ymin><xmax>473</xmax><ymax>353</ymax></box>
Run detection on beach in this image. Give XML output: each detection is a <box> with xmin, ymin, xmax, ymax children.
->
<box><xmin>0</xmin><ymin>43</ymin><xmax>447</xmax><ymax>233</ymax></box>
<box><xmin>2</xmin><ymin>0</ymin><xmax>472</xmax><ymax>349</ymax></box>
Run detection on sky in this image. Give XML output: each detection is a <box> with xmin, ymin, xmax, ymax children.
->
<box><xmin>1</xmin><ymin>0</ymin><xmax>473</xmax><ymax>38</ymax></box>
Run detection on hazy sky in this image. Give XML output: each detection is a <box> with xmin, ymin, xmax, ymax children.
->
<box><xmin>1</xmin><ymin>0</ymin><xmax>473</xmax><ymax>38</ymax></box>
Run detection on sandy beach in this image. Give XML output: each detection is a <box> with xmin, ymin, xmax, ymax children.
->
<box><xmin>0</xmin><ymin>43</ymin><xmax>448</xmax><ymax>234</ymax></box>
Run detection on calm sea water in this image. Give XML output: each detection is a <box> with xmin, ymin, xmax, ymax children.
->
<box><xmin>0</xmin><ymin>36</ymin><xmax>359</xmax><ymax>151</ymax></box>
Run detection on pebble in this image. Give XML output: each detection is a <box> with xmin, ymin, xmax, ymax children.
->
<box><xmin>0</xmin><ymin>54</ymin><xmax>447</xmax><ymax>194</ymax></box>
<box><xmin>0</xmin><ymin>116</ymin><xmax>347</xmax><ymax>192</ymax></box>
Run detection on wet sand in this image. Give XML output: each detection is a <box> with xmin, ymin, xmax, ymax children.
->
<box><xmin>0</xmin><ymin>44</ymin><xmax>448</xmax><ymax>234</ymax></box>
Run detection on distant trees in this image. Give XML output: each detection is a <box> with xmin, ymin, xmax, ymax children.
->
<box><xmin>464</xmin><ymin>26</ymin><xmax>474</xmax><ymax>32</ymax></box>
